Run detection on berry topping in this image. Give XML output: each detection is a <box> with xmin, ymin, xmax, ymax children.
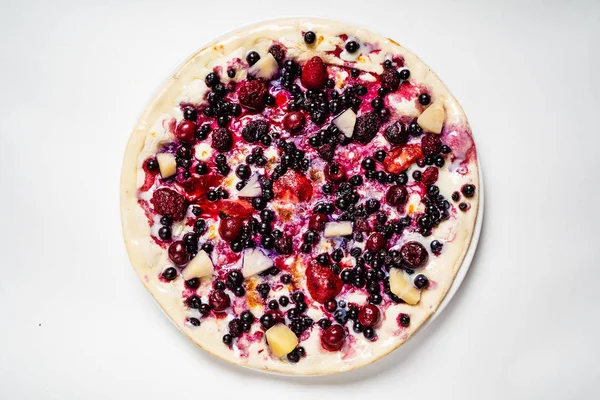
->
<box><xmin>274</xmin><ymin>235</ymin><xmax>293</xmax><ymax>255</ymax></box>
<box><xmin>414</xmin><ymin>274</ymin><xmax>429</xmax><ymax>289</ymax></box>
<box><xmin>381</xmin><ymin>68</ymin><xmax>401</xmax><ymax>91</ymax></box>
<box><xmin>321</xmin><ymin>324</ymin><xmax>346</xmax><ymax>351</ymax></box>
<box><xmin>309</xmin><ymin>213</ymin><xmax>329</xmax><ymax>231</ymax></box>
<box><xmin>273</xmin><ymin>170</ymin><xmax>313</xmax><ymax>203</ymax></box>
<box><xmin>366</xmin><ymin>232</ymin><xmax>387</xmax><ymax>252</ymax></box>
<box><xmin>358</xmin><ymin>304</ymin><xmax>381</xmax><ymax>327</ymax></box>
<box><xmin>217</xmin><ymin>199</ymin><xmax>254</xmax><ymax>219</ymax></box>
<box><xmin>306</xmin><ymin>263</ymin><xmax>343</xmax><ymax>304</ymax></box>
<box><xmin>268</xmin><ymin>43</ymin><xmax>286</xmax><ymax>65</ymax></box>
<box><xmin>301</xmin><ymin>56</ymin><xmax>327</xmax><ymax>90</ymax></box>
<box><xmin>151</xmin><ymin>188</ymin><xmax>187</xmax><ymax>221</ymax></box>
<box><xmin>461</xmin><ymin>184</ymin><xmax>476</xmax><ymax>197</ymax></box>
<box><xmin>283</xmin><ymin>112</ymin><xmax>306</xmax><ymax>133</ymax></box>
<box><xmin>208</xmin><ymin>289</ymin><xmax>230</xmax><ymax>311</ymax></box>
<box><xmin>218</xmin><ymin>217</ymin><xmax>243</xmax><ymax>242</ymax></box>
<box><xmin>383</xmin><ymin>144</ymin><xmax>423</xmax><ymax>174</ymax></box>
<box><xmin>400</xmin><ymin>241</ymin><xmax>429</xmax><ymax>268</ymax></box>
<box><xmin>353</xmin><ymin>112</ymin><xmax>380</xmax><ymax>145</ymax></box>
<box><xmin>211</xmin><ymin>127</ymin><xmax>233</xmax><ymax>152</ymax></box>
<box><xmin>168</xmin><ymin>241</ymin><xmax>189</xmax><ymax>265</ymax></box>
<box><xmin>174</xmin><ymin>120</ymin><xmax>197</xmax><ymax>143</ymax></box>
<box><xmin>384</xmin><ymin>121</ymin><xmax>408</xmax><ymax>146</ymax></box>
<box><xmin>304</xmin><ymin>31</ymin><xmax>316</xmax><ymax>44</ymax></box>
<box><xmin>421</xmin><ymin>166</ymin><xmax>439</xmax><ymax>185</ymax></box>
<box><xmin>386</xmin><ymin>185</ymin><xmax>408</xmax><ymax>207</ymax></box>
<box><xmin>242</xmin><ymin>120</ymin><xmax>268</xmax><ymax>143</ymax></box>
<box><xmin>324</xmin><ymin>163</ymin><xmax>347</xmax><ymax>183</ymax></box>
<box><xmin>421</xmin><ymin>134</ymin><xmax>442</xmax><ymax>157</ymax></box>
<box><xmin>238</xmin><ymin>79</ymin><xmax>268</xmax><ymax>110</ymax></box>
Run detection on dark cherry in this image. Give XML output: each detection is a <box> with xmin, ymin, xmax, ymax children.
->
<box><xmin>400</xmin><ymin>241</ymin><xmax>429</xmax><ymax>268</ymax></box>
<box><xmin>283</xmin><ymin>112</ymin><xmax>305</xmax><ymax>133</ymax></box>
<box><xmin>386</xmin><ymin>185</ymin><xmax>408</xmax><ymax>207</ymax></box>
<box><xmin>308</xmin><ymin>213</ymin><xmax>328</xmax><ymax>231</ymax></box>
<box><xmin>168</xmin><ymin>241</ymin><xmax>189</xmax><ymax>265</ymax></box>
<box><xmin>218</xmin><ymin>217</ymin><xmax>243</xmax><ymax>242</ymax></box>
<box><xmin>321</xmin><ymin>324</ymin><xmax>346</xmax><ymax>351</ymax></box>
<box><xmin>209</xmin><ymin>290</ymin><xmax>230</xmax><ymax>312</ymax></box>
<box><xmin>366</xmin><ymin>232</ymin><xmax>387</xmax><ymax>253</ymax></box>
<box><xmin>325</xmin><ymin>299</ymin><xmax>337</xmax><ymax>312</ymax></box>
<box><xmin>358</xmin><ymin>304</ymin><xmax>381</xmax><ymax>327</ymax></box>
<box><xmin>324</xmin><ymin>163</ymin><xmax>347</xmax><ymax>183</ymax></box>
<box><xmin>175</xmin><ymin>120</ymin><xmax>197</xmax><ymax>143</ymax></box>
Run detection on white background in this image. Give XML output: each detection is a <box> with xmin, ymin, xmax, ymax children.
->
<box><xmin>1</xmin><ymin>0</ymin><xmax>598</xmax><ymax>398</ymax></box>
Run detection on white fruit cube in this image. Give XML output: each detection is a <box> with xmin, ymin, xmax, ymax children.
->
<box><xmin>248</xmin><ymin>53</ymin><xmax>279</xmax><ymax>80</ymax></box>
<box><xmin>242</xmin><ymin>248</ymin><xmax>273</xmax><ymax>277</ymax></box>
<box><xmin>265</xmin><ymin>324</ymin><xmax>298</xmax><ymax>358</ymax></box>
<box><xmin>324</xmin><ymin>221</ymin><xmax>353</xmax><ymax>238</ymax></box>
<box><xmin>417</xmin><ymin>101</ymin><xmax>445</xmax><ymax>134</ymax></box>
<box><xmin>389</xmin><ymin>268</ymin><xmax>421</xmax><ymax>305</ymax></box>
<box><xmin>182</xmin><ymin>250</ymin><xmax>214</xmax><ymax>280</ymax></box>
<box><xmin>333</xmin><ymin>109</ymin><xmax>357</xmax><ymax>138</ymax></box>
<box><xmin>237</xmin><ymin>174</ymin><xmax>262</xmax><ymax>198</ymax></box>
<box><xmin>156</xmin><ymin>153</ymin><xmax>176</xmax><ymax>179</ymax></box>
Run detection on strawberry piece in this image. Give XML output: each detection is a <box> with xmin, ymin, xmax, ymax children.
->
<box><xmin>238</xmin><ymin>79</ymin><xmax>268</xmax><ymax>110</ymax></box>
<box><xmin>306</xmin><ymin>263</ymin><xmax>343</xmax><ymax>304</ymax></box>
<box><xmin>421</xmin><ymin>166</ymin><xmax>439</xmax><ymax>185</ymax></box>
<box><xmin>217</xmin><ymin>199</ymin><xmax>253</xmax><ymax>219</ymax></box>
<box><xmin>151</xmin><ymin>188</ymin><xmax>187</xmax><ymax>221</ymax></box>
<box><xmin>273</xmin><ymin>170</ymin><xmax>313</xmax><ymax>203</ymax></box>
<box><xmin>301</xmin><ymin>56</ymin><xmax>327</xmax><ymax>89</ymax></box>
<box><xmin>383</xmin><ymin>144</ymin><xmax>423</xmax><ymax>174</ymax></box>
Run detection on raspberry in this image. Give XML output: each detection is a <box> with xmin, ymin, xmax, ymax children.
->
<box><xmin>381</xmin><ymin>68</ymin><xmax>401</xmax><ymax>91</ymax></box>
<box><xmin>150</xmin><ymin>188</ymin><xmax>187</xmax><ymax>221</ymax></box>
<box><xmin>301</xmin><ymin>56</ymin><xmax>328</xmax><ymax>90</ymax></box>
<box><xmin>268</xmin><ymin>43</ymin><xmax>286</xmax><ymax>65</ymax></box>
<box><xmin>211</xmin><ymin>127</ymin><xmax>233</xmax><ymax>152</ymax></box>
<box><xmin>384</xmin><ymin>121</ymin><xmax>408</xmax><ymax>146</ymax></box>
<box><xmin>238</xmin><ymin>79</ymin><xmax>268</xmax><ymax>110</ymax></box>
<box><xmin>421</xmin><ymin>134</ymin><xmax>442</xmax><ymax>156</ymax></box>
<box><xmin>353</xmin><ymin>112</ymin><xmax>380</xmax><ymax>145</ymax></box>
<box><xmin>241</xmin><ymin>120</ymin><xmax>268</xmax><ymax>143</ymax></box>
<box><xmin>421</xmin><ymin>167</ymin><xmax>439</xmax><ymax>185</ymax></box>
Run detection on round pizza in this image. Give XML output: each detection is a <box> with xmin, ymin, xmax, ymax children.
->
<box><xmin>120</xmin><ymin>18</ymin><xmax>480</xmax><ymax>375</ymax></box>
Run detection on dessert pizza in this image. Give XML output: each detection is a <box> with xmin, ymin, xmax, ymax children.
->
<box><xmin>120</xmin><ymin>18</ymin><xmax>479</xmax><ymax>375</ymax></box>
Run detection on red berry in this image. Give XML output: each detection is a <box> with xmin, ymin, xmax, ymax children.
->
<box><xmin>386</xmin><ymin>185</ymin><xmax>408</xmax><ymax>207</ymax></box>
<box><xmin>384</xmin><ymin>121</ymin><xmax>408</xmax><ymax>146</ymax></box>
<box><xmin>317</xmin><ymin>142</ymin><xmax>336</xmax><ymax>161</ymax></box>
<box><xmin>209</xmin><ymin>289</ymin><xmax>230</xmax><ymax>311</ymax></box>
<box><xmin>274</xmin><ymin>235</ymin><xmax>293</xmax><ymax>255</ymax></box>
<box><xmin>218</xmin><ymin>217</ymin><xmax>243</xmax><ymax>242</ymax></box>
<box><xmin>383</xmin><ymin>144</ymin><xmax>423</xmax><ymax>174</ymax></box>
<box><xmin>358</xmin><ymin>304</ymin><xmax>381</xmax><ymax>327</ymax></box>
<box><xmin>217</xmin><ymin>199</ymin><xmax>254</xmax><ymax>219</ymax></box>
<box><xmin>273</xmin><ymin>170</ymin><xmax>313</xmax><ymax>203</ymax></box>
<box><xmin>321</xmin><ymin>324</ymin><xmax>346</xmax><ymax>351</ymax></box>
<box><xmin>175</xmin><ymin>120</ymin><xmax>197</xmax><ymax>143</ymax></box>
<box><xmin>301</xmin><ymin>56</ymin><xmax>328</xmax><ymax>89</ymax></box>
<box><xmin>306</xmin><ymin>263</ymin><xmax>343</xmax><ymax>304</ymax></box>
<box><xmin>151</xmin><ymin>188</ymin><xmax>188</xmax><ymax>221</ymax></box>
<box><xmin>283</xmin><ymin>112</ymin><xmax>305</xmax><ymax>133</ymax></box>
<box><xmin>324</xmin><ymin>299</ymin><xmax>337</xmax><ymax>312</ymax></box>
<box><xmin>400</xmin><ymin>241</ymin><xmax>429</xmax><ymax>268</ymax></box>
<box><xmin>238</xmin><ymin>79</ymin><xmax>268</xmax><ymax>110</ymax></box>
<box><xmin>168</xmin><ymin>241</ymin><xmax>189</xmax><ymax>265</ymax></box>
<box><xmin>324</xmin><ymin>162</ymin><xmax>346</xmax><ymax>183</ymax></box>
<box><xmin>421</xmin><ymin>166</ymin><xmax>439</xmax><ymax>185</ymax></box>
<box><xmin>366</xmin><ymin>232</ymin><xmax>387</xmax><ymax>252</ymax></box>
<box><xmin>421</xmin><ymin>134</ymin><xmax>442</xmax><ymax>157</ymax></box>
<box><xmin>308</xmin><ymin>213</ymin><xmax>328</xmax><ymax>231</ymax></box>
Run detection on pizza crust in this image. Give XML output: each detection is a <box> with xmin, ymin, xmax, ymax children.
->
<box><xmin>120</xmin><ymin>18</ymin><xmax>480</xmax><ymax>375</ymax></box>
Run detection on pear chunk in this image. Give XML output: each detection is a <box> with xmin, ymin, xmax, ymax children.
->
<box><xmin>417</xmin><ymin>101</ymin><xmax>445</xmax><ymax>134</ymax></box>
<box><xmin>182</xmin><ymin>250</ymin><xmax>213</xmax><ymax>280</ymax></box>
<box><xmin>237</xmin><ymin>174</ymin><xmax>262</xmax><ymax>198</ymax></box>
<box><xmin>332</xmin><ymin>109</ymin><xmax>357</xmax><ymax>138</ymax></box>
<box><xmin>242</xmin><ymin>248</ymin><xmax>273</xmax><ymax>277</ymax></box>
<box><xmin>156</xmin><ymin>153</ymin><xmax>176</xmax><ymax>179</ymax></box>
<box><xmin>265</xmin><ymin>324</ymin><xmax>298</xmax><ymax>358</ymax></box>
<box><xmin>324</xmin><ymin>221</ymin><xmax>353</xmax><ymax>238</ymax></box>
<box><xmin>248</xmin><ymin>53</ymin><xmax>279</xmax><ymax>80</ymax></box>
<box><xmin>389</xmin><ymin>268</ymin><xmax>421</xmax><ymax>305</ymax></box>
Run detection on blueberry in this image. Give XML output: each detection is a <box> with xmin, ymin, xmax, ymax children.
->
<box><xmin>246</xmin><ymin>51</ymin><xmax>260</xmax><ymax>66</ymax></box>
<box><xmin>361</xmin><ymin>157</ymin><xmax>376</xmax><ymax>170</ymax></box>
<box><xmin>158</xmin><ymin>226</ymin><xmax>171</xmax><ymax>240</ymax></box>
<box><xmin>162</xmin><ymin>267</ymin><xmax>177</xmax><ymax>281</ymax></box>
<box><xmin>418</xmin><ymin>93</ymin><xmax>431</xmax><ymax>106</ymax></box>
<box><xmin>205</xmin><ymin>72</ymin><xmax>219</xmax><ymax>87</ymax></box>
<box><xmin>400</xmin><ymin>313</ymin><xmax>411</xmax><ymax>327</ymax></box>
<box><xmin>461</xmin><ymin>184</ymin><xmax>476</xmax><ymax>198</ymax></box>
<box><xmin>399</xmin><ymin>69</ymin><xmax>410</xmax><ymax>80</ymax></box>
<box><xmin>304</xmin><ymin>31</ymin><xmax>316</xmax><ymax>44</ymax></box>
<box><xmin>222</xmin><ymin>334</ymin><xmax>233</xmax><ymax>345</ymax></box>
<box><xmin>414</xmin><ymin>274</ymin><xmax>429</xmax><ymax>289</ymax></box>
<box><xmin>345</xmin><ymin>40</ymin><xmax>360</xmax><ymax>53</ymax></box>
